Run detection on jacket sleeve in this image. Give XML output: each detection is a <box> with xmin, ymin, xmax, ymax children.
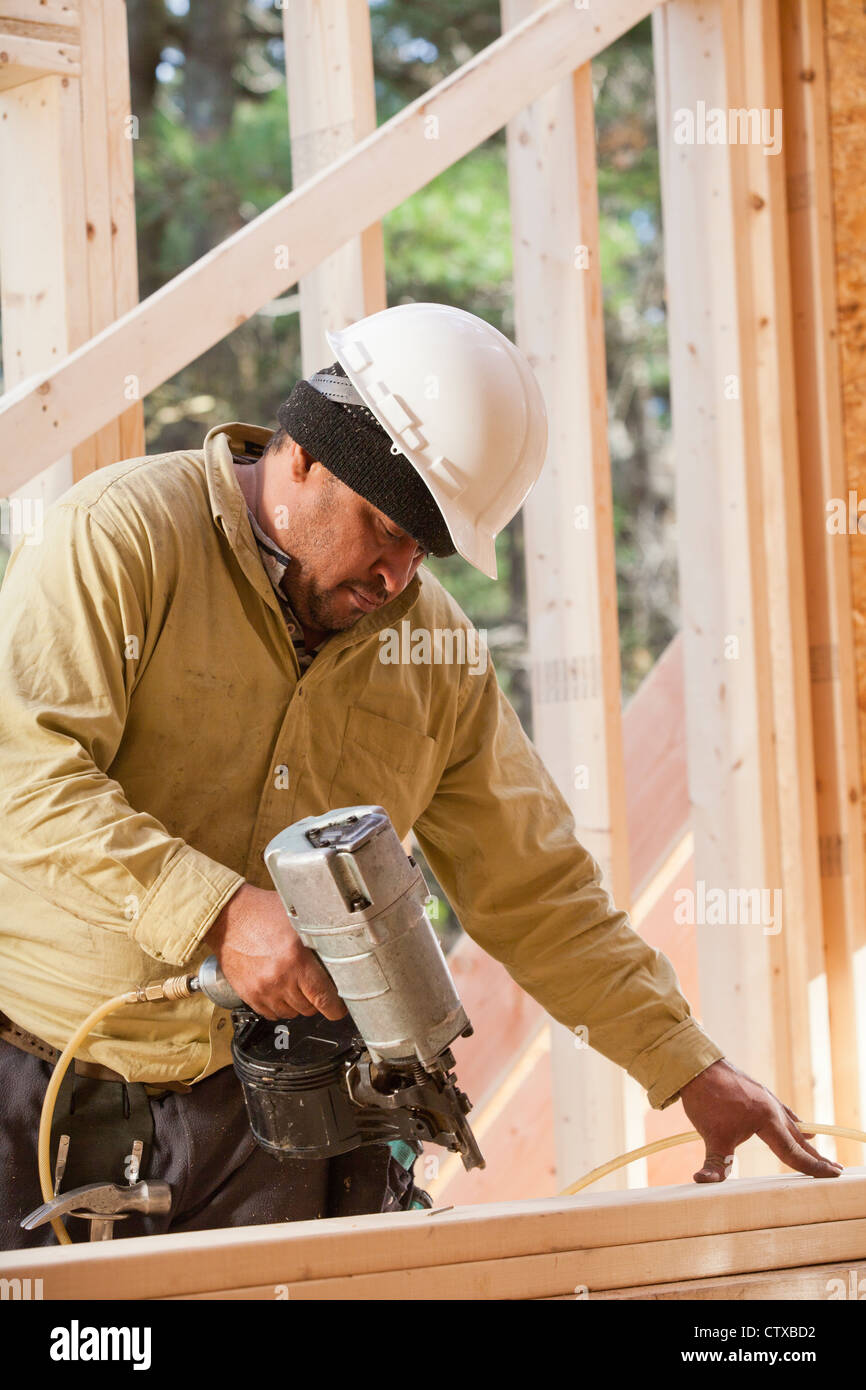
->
<box><xmin>0</xmin><ymin>502</ymin><xmax>244</xmax><ymax>966</ymax></box>
<box><xmin>413</xmin><ymin>653</ymin><xmax>724</xmax><ymax>1109</ymax></box>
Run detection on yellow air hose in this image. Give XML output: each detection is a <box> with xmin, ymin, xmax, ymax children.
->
<box><xmin>37</xmin><ymin>977</ymin><xmax>193</xmax><ymax>1245</ymax></box>
<box><xmin>560</xmin><ymin>1122</ymin><xmax>866</xmax><ymax>1196</ymax></box>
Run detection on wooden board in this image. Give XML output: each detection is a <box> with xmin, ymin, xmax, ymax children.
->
<box><xmin>780</xmin><ymin>0</ymin><xmax>866</xmax><ymax>1163</ymax></box>
<box><xmin>729</xmin><ymin>0</ymin><xmax>825</xmax><ymax>1124</ymax></box>
<box><xmin>0</xmin><ymin>32</ymin><xmax>79</xmax><ymax>91</ymax></box>
<box><xmin>160</xmin><ymin>1218</ymin><xmax>866</xmax><ymax>1298</ymax></box>
<box><xmin>73</xmin><ymin>0</ymin><xmax>143</xmax><ymax>472</ymax></box>
<box><xmin>101</xmin><ymin>0</ymin><xmax>142</xmax><ymax>462</ymax></box>
<box><xmin>654</xmin><ymin>0</ymin><xmax>775</xmax><ymax>1146</ymax></box>
<box><xmin>0</xmin><ymin>1</ymin><xmax>142</xmax><ymax>497</ymax></box>
<box><xmin>0</xmin><ymin>2</ymin><xmax>78</xmax><ymax>27</ymax></box>
<box><xmin>76</xmin><ymin>0</ymin><xmax>119</xmax><ymax>473</ymax></box>
<box><xmin>586</xmin><ymin>1257</ymin><xmax>866</xmax><ymax>1300</ymax></box>
<box><xmin>2</xmin><ymin>1168</ymin><xmax>863</xmax><ymax>1301</ymax></box>
<box><xmin>283</xmin><ymin>0</ymin><xmax>386</xmax><ymax>375</ymax></box>
<box><xmin>0</xmin><ymin>73</ymin><xmax>86</xmax><ymax>507</ymax></box>
<box><xmin>823</xmin><ymin>2</ymin><xmax>866</xmax><ymax>918</ymax></box>
<box><xmin>653</xmin><ymin>0</ymin><xmax>824</xmax><ymax>1153</ymax></box>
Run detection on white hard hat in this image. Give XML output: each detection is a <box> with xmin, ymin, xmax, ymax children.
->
<box><xmin>325</xmin><ymin>302</ymin><xmax>548</xmax><ymax>579</ymax></box>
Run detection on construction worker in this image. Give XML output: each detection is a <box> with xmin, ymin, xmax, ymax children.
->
<box><xmin>0</xmin><ymin>302</ymin><xmax>841</xmax><ymax>1248</ymax></box>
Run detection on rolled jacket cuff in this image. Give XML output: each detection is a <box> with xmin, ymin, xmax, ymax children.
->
<box><xmin>628</xmin><ymin>1018</ymin><xmax>726</xmax><ymax>1110</ymax></box>
<box><xmin>131</xmin><ymin>843</ymin><xmax>245</xmax><ymax>966</ymax></box>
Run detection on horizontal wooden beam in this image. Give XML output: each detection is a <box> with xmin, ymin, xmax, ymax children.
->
<box><xmin>0</xmin><ymin>0</ymin><xmax>658</xmax><ymax>492</ymax></box>
<box><xmin>0</xmin><ymin>3</ymin><xmax>78</xmax><ymax>27</ymax></box>
<box><xmin>161</xmin><ymin>1218</ymin><xmax>866</xmax><ymax>1298</ymax></box>
<box><xmin>2</xmin><ymin>1168</ymin><xmax>863</xmax><ymax>1300</ymax></box>
<box><xmin>0</xmin><ymin>15</ymin><xmax>78</xmax><ymax>41</ymax></box>
<box><xmin>0</xmin><ymin>32</ymin><xmax>79</xmax><ymax>89</ymax></box>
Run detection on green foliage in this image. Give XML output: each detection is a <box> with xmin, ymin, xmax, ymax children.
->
<box><xmin>134</xmin><ymin>90</ymin><xmax>291</xmax><ymax>296</ymax></box>
<box><xmin>384</xmin><ymin>146</ymin><xmax>513</xmax><ymax>320</ymax></box>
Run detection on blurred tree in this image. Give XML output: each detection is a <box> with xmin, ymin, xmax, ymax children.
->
<box><xmin>593</xmin><ymin>18</ymin><xmax>678</xmax><ymax>684</ymax></box>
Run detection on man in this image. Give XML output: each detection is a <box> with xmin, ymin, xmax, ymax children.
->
<box><xmin>0</xmin><ymin>303</ymin><xmax>841</xmax><ymax>1248</ymax></box>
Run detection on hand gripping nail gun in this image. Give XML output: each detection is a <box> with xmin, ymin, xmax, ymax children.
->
<box><xmin>194</xmin><ymin>806</ymin><xmax>485</xmax><ymax>1173</ymax></box>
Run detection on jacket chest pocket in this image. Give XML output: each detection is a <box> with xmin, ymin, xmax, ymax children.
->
<box><xmin>327</xmin><ymin>705</ymin><xmax>439</xmax><ymax>833</ymax></box>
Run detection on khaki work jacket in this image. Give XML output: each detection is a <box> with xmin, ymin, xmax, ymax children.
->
<box><xmin>0</xmin><ymin>423</ymin><xmax>723</xmax><ymax>1101</ymax></box>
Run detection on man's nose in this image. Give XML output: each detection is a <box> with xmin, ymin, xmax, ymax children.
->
<box><xmin>372</xmin><ymin>539</ymin><xmax>422</xmax><ymax>595</ymax></box>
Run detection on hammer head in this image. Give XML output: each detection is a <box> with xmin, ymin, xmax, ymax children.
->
<box><xmin>21</xmin><ymin>1179</ymin><xmax>172</xmax><ymax>1230</ymax></box>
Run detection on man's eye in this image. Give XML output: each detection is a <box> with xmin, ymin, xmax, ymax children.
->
<box><xmin>378</xmin><ymin>518</ymin><xmax>423</xmax><ymax>553</ymax></box>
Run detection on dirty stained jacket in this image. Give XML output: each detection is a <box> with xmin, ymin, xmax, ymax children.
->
<box><xmin>0</xmin><ymin>422</ymin><xmax>724</xmax><ymax>1102</ymax></box>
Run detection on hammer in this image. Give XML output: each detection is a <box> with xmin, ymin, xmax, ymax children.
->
<box><xmin>21</xmin><ymin>1179</ymin><xmax>172</xmax><ymax>1241</ymax></box>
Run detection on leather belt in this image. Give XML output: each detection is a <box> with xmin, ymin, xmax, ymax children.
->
<box><xmin>0</xmin><ymin>1011</ymin><xmax>195</xmax><ymax>1095</ymax></box>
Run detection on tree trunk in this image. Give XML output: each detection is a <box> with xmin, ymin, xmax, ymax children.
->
<box><xmin>185</xmin><ymin>0</ymin><xmax>243</xmax><ymax>143</ymax></box>
<box><xmin>126</xmin><ymin>0</ymin><xmax>168</xmax><ymax>124</ymax></box>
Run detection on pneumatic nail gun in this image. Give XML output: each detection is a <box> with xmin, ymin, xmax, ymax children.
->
<box><xmin>194</xmin><ymin>806</ymin><xmax>485</xmax><ymax>1173</ymax></box>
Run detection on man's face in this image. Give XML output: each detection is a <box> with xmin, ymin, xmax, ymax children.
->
<box><xmin>262</xmin><ymin>438</ymin><xmax>428</xmax><ymax>635</ymax></box>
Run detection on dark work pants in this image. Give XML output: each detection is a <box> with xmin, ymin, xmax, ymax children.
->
<box><xmin>0</xmin><ymin>1038</ymin><xmax>417</xmax><ymax>1249</ymax></box>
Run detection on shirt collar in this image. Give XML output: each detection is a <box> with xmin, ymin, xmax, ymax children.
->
<box><xmin>245</xmin><ymin>508</ymin><xmax>293</xmax><ymax>593</ymax></box>
<box><xmin>236</xmin><ymin>492</ymin><xmax>326</xmax><ymax>660</ymax></box>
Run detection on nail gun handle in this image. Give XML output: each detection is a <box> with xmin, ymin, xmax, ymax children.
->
<box><xmin>195</xmin><ymin>955</ymin><xmax>246</xmax><ymax>1010</ymax></box>
<box><xmin>195</xmin><ymin>953</ymin><xmax>343</xmax><ymax>1014</ymax></box>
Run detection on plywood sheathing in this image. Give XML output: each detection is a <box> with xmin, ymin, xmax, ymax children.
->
<box><xmin>824</xmin><ymin>1</ymin><xmax>866</xmax><ymax>837</ymax></box>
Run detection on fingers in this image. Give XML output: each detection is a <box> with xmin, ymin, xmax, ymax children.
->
<box><xmin>251</xmin><ymin>969</ymin><xmax>318</xmax><ymax>1019</ymax></box>
<box><xmin>254</xmin><ymin>950</ymin><xmax>345</xmax><ymax>1020</ymax></box>
<box><xmin>782</xmin><ymin>1118</ymin><xmax>844</xmax><ymax>1171</ymax></box>
<box><xmin>216</xmin><ymin>943</ymin><xmax>347</xmax><ymax>1021</ymax></box>
<box><xmin>253</xmin><ymin>988</ymin><xmax>345</xmax><ymax>1023</ymax></box>
<box><xmin>297</xmin><ymin>957</ymin><xmax>347</xmax><ymax>1021</ymax></box>
<box><xmin>758</xmin><ymin>1114</ymin><xmax>843</xmax><ymax>1179</ymax></box>
<box><xmin>314</xmin><ymin>996</ymin><xmax>349</xmax><ymax>1022</ymax></box>
<box><xmin>252</xmin><ymin>997</ymin><xmax>302</xmax><ymax>1021</ymax></box>
<box><xmin>693</xmin><ymin>1150</ymin><xmax>735</xmax><ymax>1184</ymax></box>
<box><xmin>246</xmin><ymin>977</ymin><xmax>343</xmax><ymax>1021</ymax></box>
<box><xmin>304</xmin><ymin>989</ymin><xmax>347</xmax><ymax>1022</ymax></box>
<box><xmin>785</xmin><ymin>1125</ymin><xmax>827</xmax><ymax>1163</ymax></box>
<box><xmin>779</xmin><ymin>1101</ymin><xmax>816</xmax><ymax>1140</ymax></box>
<box><xmin>684</xmin><ymin>1066</ymin><xmax>841</xmax><ymax>1184</ymax></box>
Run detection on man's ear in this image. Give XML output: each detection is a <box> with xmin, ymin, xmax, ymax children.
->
<box><xmin>285</xmin><ymin>439</ymin><xmax>315</xmax><ymax>481</ymax></box>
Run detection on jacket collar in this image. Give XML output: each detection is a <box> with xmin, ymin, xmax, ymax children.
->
<box><xmin>202</xmin><ymin>421</ymin><xmax>423</xmax><ymax>657</ymax></box>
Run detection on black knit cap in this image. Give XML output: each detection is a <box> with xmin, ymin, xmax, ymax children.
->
<box><xmin>274</xmin><ymin>363</ymin><xmax>456</xmax><ymax>558</ymax></box>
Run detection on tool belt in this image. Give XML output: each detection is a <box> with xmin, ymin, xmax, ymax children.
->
<box><xmin>0</xmin><ymin>1010</ymin><xmax>194</xmax><ymax>1095</ymax></box>
<box><xmin>1</xmin><ymin>1009</ymin><xmax>195</xmax><ymax>1203</ymax></box>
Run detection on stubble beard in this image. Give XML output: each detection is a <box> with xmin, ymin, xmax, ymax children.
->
<box><xmin>279</xmin><ymin>477</ymin><xmax>383</xmax><ymax>633</ymax></box>
<box><xmin>299</xmin><ymin>575</ymin><xmax>361</xmax><ymax>633</ymax></box>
